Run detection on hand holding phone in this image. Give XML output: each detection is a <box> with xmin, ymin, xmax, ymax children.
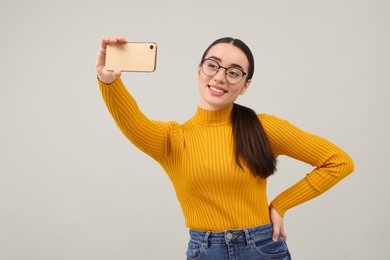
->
<box><xmin>96</xmin><ymin>37</ymin><xmax>127</xmax><ymax>84</ymax></box>
<box><xmin>105</xmin><ymin>42</ymin><xmax>157</xmax><ymax>72</ymax></box>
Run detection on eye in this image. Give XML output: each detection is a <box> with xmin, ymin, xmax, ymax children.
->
<box><xmin>206</xmin><ymin>61</ymin><xmax>219</xmax><ymax>70</ymax></box>
<box><xmin>227</xmin><ymin>68</ymin><xmax>241</xmax><ymax>78</ymax></box>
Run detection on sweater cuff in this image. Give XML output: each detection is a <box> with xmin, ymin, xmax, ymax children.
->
<box><xmin>96</xmin><ymin>75</ymin><xmax>120</xmax><ymax>86</ymax></box>
<box><xmin>270</xmin><ymin>201</ymin><xmax>287</xmax><ymax>217</ymax></box>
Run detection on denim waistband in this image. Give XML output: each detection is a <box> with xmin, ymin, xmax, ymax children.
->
<box><xmin>189</xmin><ymin>223</ymin><xmax>273</xmax><ymax>246</ymax></box>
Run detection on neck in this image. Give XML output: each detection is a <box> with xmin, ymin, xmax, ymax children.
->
<box><xmin>197</xmin><ymin>102</ymin><xmax>232</xmax><ymax>111</ymax></box>
<box><xmin>193</xmin><ymin>105</ymin><xmax>233</xmax><ymax>125</ymax></box>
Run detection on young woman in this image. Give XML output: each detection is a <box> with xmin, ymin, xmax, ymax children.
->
<box><xmin>96</xmin><ymin>37</ymin><xmax>354</xmax><ymax>260</ymax></box>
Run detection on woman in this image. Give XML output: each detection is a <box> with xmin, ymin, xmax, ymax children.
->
<box><xmin>96</xmin><ymin>37</ymin><xmax>354</xmax><ymax>260</ymax></box>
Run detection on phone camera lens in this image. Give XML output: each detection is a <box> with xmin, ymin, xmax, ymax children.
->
<box><xmin>150</xmin><ymin>45</ymin><xmax>154</xmax><ymax>50</ymax></box>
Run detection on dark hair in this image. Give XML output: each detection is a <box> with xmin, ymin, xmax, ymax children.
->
<box><xmin>201</xmin><ymin>37</ymin><xmax>254</xmax><ymax>80</ymax></box>
<box><xmin>201</xmin><ymin>37</ymin><xmax>276</xmax><ymax>178</ymax></box>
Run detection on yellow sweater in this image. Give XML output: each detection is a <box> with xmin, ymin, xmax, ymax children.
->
<box><xmin>99</xmin><ymin>78</ymin><xmax>354</xmax><ymax>232</ymax></box>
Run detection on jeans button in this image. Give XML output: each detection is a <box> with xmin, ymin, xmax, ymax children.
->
<box><xmin>226</xmin><ymin>233</ymin><xmax>233</xmax><ymax>239</ymax></box>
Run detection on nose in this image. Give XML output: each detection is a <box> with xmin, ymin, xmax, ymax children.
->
<box><xmin>213</xmin><ymin>67</ymin><xmax>227</xmax><ymax>83</ymax></box>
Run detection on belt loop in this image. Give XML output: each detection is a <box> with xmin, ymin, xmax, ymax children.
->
<box><xmin>202</xmin><ymin>231</ymin><xmax>211</xmax><ymax>249</ymax></box>
<box><xmin>243</xmin><ymin>228</ymin><xmax>251</xmax><ymax>246</ymax></box>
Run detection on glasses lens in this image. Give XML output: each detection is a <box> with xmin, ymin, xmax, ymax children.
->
<box><xmin>202</xmin><ymin>60</ymin><xmax>219</xmax><ymax>76</ymax></box>
<box><xmin>226</xmin><ymin>68</ymin><xmax>243</xmax><ymax>84</ymax></box>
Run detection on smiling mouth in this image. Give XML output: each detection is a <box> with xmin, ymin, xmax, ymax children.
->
<box><xmin>208</xmin><ymin>85</ymin><xmax>227</xmax><ymax>94</ymax></box>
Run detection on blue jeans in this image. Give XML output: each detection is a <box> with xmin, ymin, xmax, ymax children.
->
<box><xmin>186</xmin><ymin>223</ymin><xmax>291</xmax><ymax>260</ymax></box>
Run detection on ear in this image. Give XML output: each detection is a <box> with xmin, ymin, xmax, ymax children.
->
<box><xmin>240</xmin><ymin>79</ymin><xmax>251</xmax><ymax>95</ymax></box>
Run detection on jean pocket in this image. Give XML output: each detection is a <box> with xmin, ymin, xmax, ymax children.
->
<box><xmin>250</xmin><ymin>235</ymin><xmax>290</xmax><ymax>259</ymax></box>
<box><xmin>186</xmin><ymin>240</ymin><xmax>204</xmax><ymax>260</ymax></box>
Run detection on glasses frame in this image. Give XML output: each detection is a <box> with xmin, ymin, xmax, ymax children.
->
<box><xmin>201</xmin><ymin>58</ymin><xmax>247</xmax><ymax>84</ymax></box>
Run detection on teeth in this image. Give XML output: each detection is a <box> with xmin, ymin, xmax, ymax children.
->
<box><xmin>210</xmin><ymin>86</ymin><xmax>225</xmax><ymax>93</ymax></box>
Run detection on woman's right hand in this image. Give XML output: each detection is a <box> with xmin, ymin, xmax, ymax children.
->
<box><xmin>96</xmin><ymin>37</ymin><xmax>127</xmax><ymax>84</ymax></box>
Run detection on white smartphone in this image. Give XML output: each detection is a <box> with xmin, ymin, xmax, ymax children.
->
<box><xmin>105</xmin><ymin>42</ymin><xmax>157</xmax><ymax>72</ymax></box>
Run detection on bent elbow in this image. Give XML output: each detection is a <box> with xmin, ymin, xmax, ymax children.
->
<box><xmin>326</xmin><ymin>151</ymin><xmax>355</xmax><ymax>180</ymax></box>
<box><xmin>340</xmin><ymin>152</ymin><xmax>355</xmax><ymax>178</ymax></box>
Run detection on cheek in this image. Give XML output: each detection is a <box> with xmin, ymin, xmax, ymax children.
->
<box><xmin>231</xmin><ymin>89</ymin><xmax>242</xmax><ymax>98</ymax></box>
<box><xmin>197</xmin><ymin>71</ymin><xmax>209</xmax><ymax>85</ymax></box>
<box><xmin>197</xmin><ymin>68</ymin><xmax>203</xmax><ymax>83</ymax></box>
<box><xmin>197</xmin><ymin>66</ymin><xmax>203</xmax><ymax>80</ymax></box>
<box><xmin>233</xmin><ymin>84</ymin><xmax>246</xmax><ymax>95</ymax></box>
<box><xmin>197</xmin><ymin>73</ymin><xmax>207</xmax><ymax>91</ymax></box>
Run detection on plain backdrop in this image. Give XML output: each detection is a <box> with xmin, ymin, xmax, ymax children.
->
<box><xmin>0</xmin><ymin>0</ymin><xmax>389</xmax><ymax>259</ymax></box>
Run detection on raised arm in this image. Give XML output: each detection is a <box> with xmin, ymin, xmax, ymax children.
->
<box><xmin>96</xmin><ymin>37</ymin><xmax>179</xmax><ymax>161</ymax></box>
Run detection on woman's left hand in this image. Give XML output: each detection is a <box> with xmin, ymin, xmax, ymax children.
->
<box><xmin>270</xmin><ymin>207</ymin><xmax>287</xmax><ymax>241</ymax></box>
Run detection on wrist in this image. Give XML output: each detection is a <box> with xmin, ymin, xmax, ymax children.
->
<box><xmin>270</xmin><ymin>202</ymin><xmax>285</xmax><ymax>217</ymax></box>
<box><xmin>97</xmin><ymin>74</ymin><xmax>116</xmax><ymax>85</ymax></box>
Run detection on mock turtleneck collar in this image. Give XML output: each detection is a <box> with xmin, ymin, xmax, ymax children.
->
<box><xmin>193</xmin><ymin>105</ymin><xmax>233</xmax><ymax>125</ymax></box>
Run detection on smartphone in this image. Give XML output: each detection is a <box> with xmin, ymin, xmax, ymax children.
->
<box><xmin>105</xmin><ymin>42</ymin><xmax>157</xmax><ymax>72</ymax></box>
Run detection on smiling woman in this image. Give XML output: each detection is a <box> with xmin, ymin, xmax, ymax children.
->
<box><xmin>96</xmin><ymin>36</ymin><xmax>354</xmax><ymax>260</ymax></box>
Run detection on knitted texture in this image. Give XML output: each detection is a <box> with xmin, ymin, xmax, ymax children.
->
<box><xmin>99</xmin><ymin>78</ymin><xmax>354</xmax><ymax>231</ymax></box>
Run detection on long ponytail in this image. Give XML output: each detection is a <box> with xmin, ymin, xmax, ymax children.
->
<box><xmin>231</xmin><ymin>103</ymin><xmax>276</xmax><ymax>178</ymax></box>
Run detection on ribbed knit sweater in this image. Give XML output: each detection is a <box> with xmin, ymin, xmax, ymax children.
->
<box><xmin>99</xmin><ymin>78</ymin><xmax>354</xmax><ymax>232</ymax></box>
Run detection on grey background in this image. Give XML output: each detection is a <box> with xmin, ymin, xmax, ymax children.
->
<box><xmin>0</xmin><ymin>0</ymin><xmax>389</xmax><ymax>259</ymax></box>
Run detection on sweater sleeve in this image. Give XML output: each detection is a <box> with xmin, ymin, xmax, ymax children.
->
<box><xmin>259</xmin><ymin>114</ymin><xmax>354</xmax><ymax>217</ymax></box>
<box><xmin>98</xmin><ymin>77</ymin><xmax>177</xmax><ymax>162</ymax></box>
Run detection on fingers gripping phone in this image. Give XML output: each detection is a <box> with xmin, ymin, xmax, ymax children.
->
<box><xmin>105</xmin><ymin>42</ymin><xmax>157</xmax><ymax>72</ymax></box>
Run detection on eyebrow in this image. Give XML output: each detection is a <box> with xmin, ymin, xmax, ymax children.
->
<box><xmin>206</xmin><ymin>56</ymin><xmax>245</xmax><ymax>71</ymax></box>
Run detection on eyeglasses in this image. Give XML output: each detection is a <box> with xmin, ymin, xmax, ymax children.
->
<box><xmin>201</xmin><ymin>58</ymin><xmax>247</xmax><ymax>84</ymax></box>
